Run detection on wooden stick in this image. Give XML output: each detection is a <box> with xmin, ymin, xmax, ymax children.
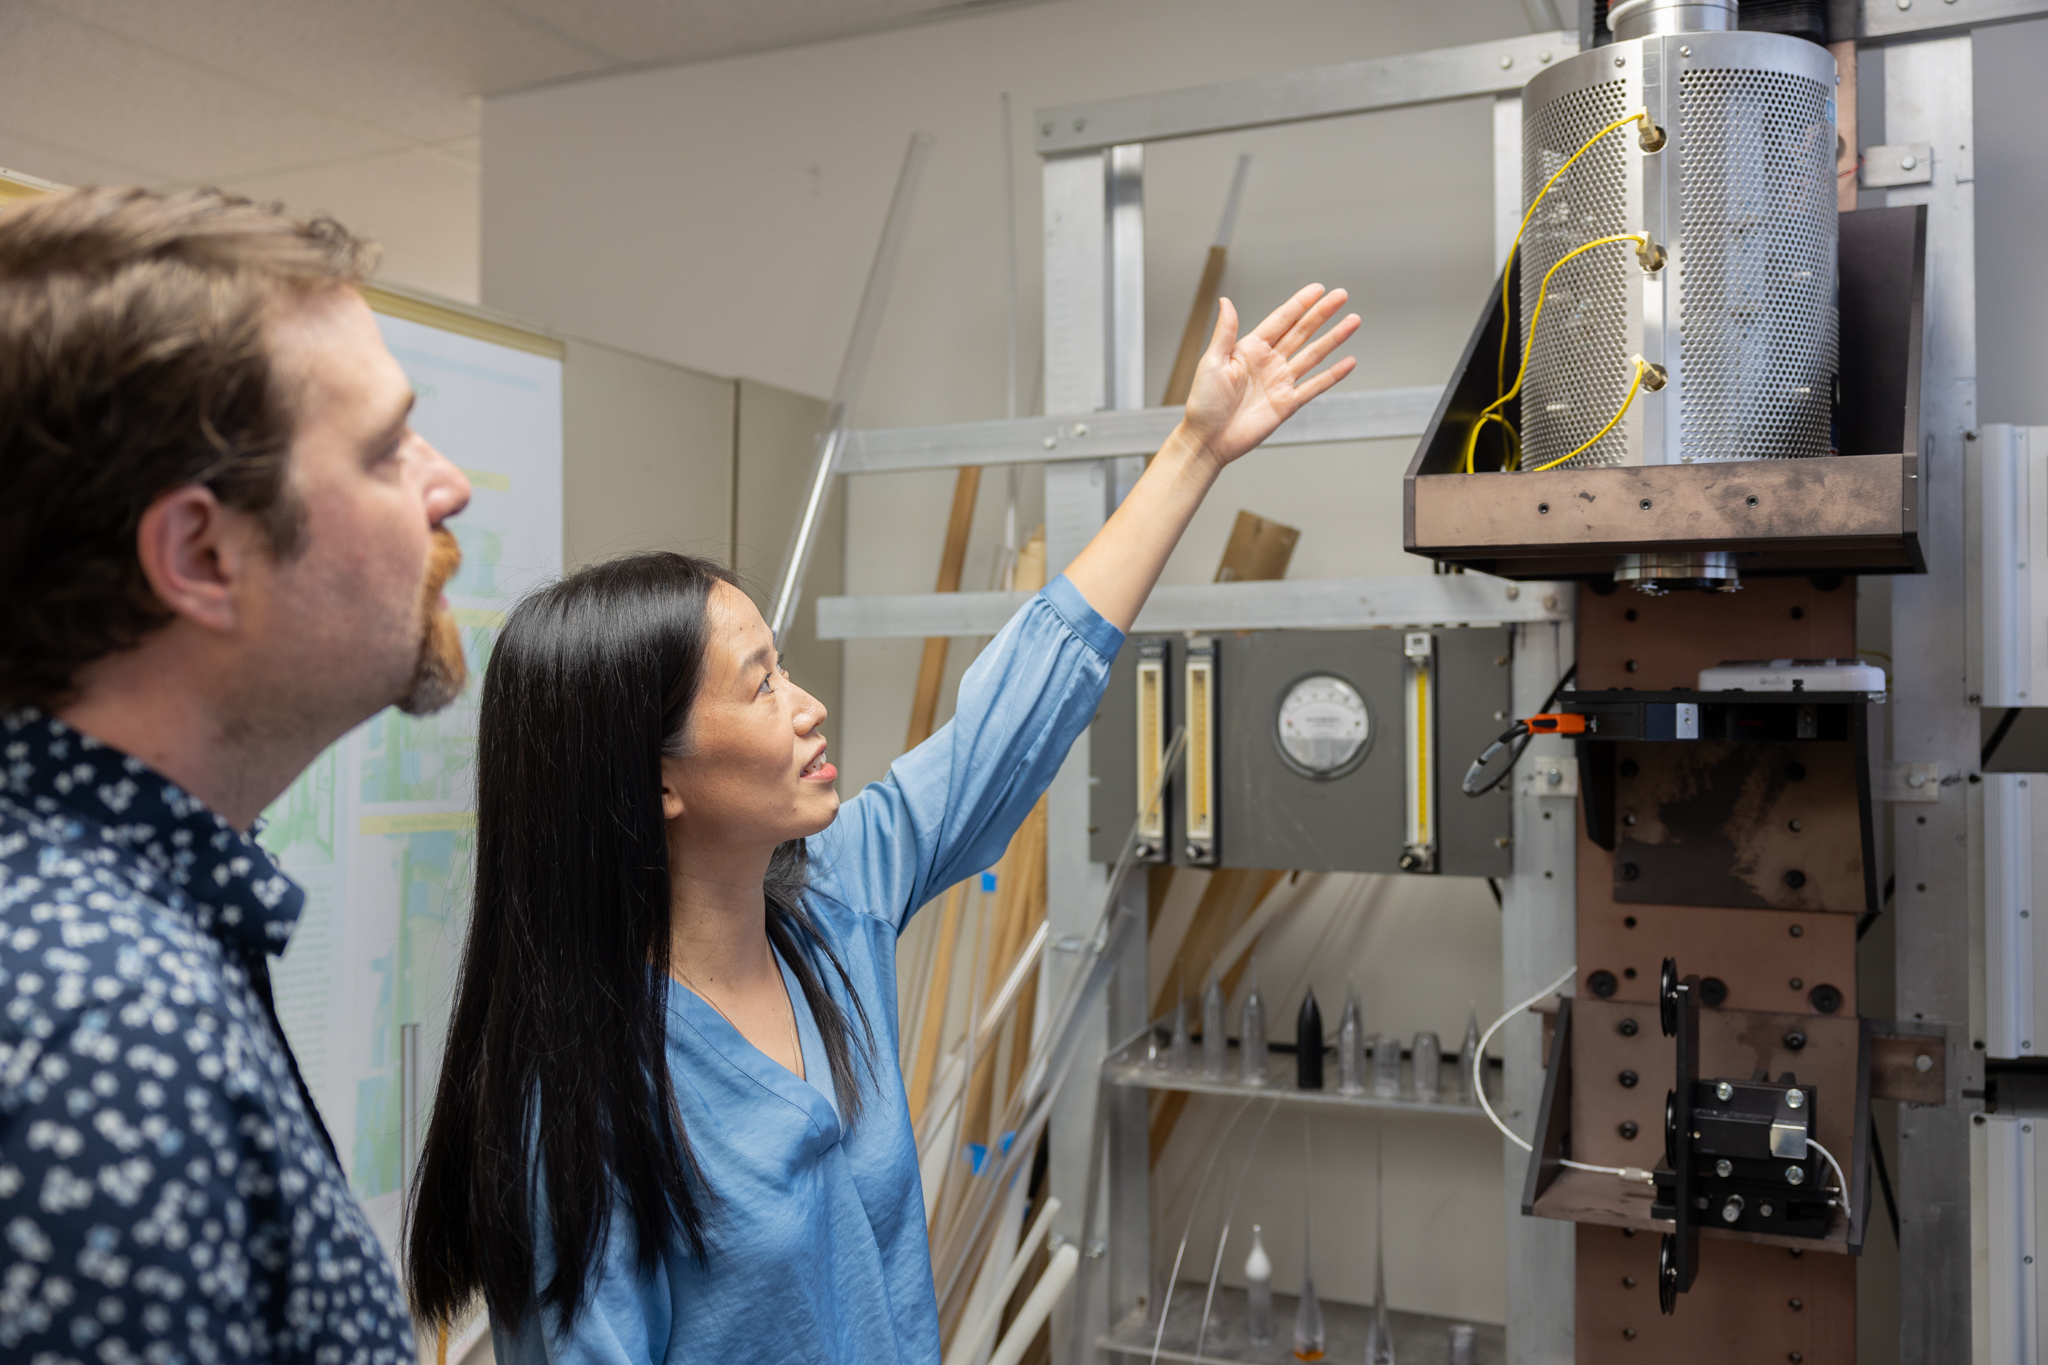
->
<box><xmin>1162</xmin><ymin>245</ymin><xmax>1228</xmax><ymax>408</ymax></box>
<box><xmin>907</xmin><ymin>882</ymin><xmax>968</xmax><ymax>1125</ymax></box>
<box><xmin>906</xmin><ymin>465</ymin><xmax>983</xmax><ymax>750</ymax></box>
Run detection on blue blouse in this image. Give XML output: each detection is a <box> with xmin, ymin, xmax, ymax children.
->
<box><xmin>497</xmin><ymin>575</ymin><xmax>1123</xmax><ymax>1365</ymax></box>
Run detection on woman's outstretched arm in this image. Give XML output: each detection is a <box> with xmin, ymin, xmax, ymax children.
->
<box><xmin>1062</xmin><ymin>284</ymin><xmax>1359</xmax><ymax>631</ymax></box>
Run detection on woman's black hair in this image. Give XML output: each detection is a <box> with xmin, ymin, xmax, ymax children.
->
<box><xmin>406</xmin><ymin>551</ymin><xmax>876</xmax><ymax>1334</ymax></box>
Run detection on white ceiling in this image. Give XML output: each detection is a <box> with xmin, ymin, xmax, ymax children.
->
<box><xmin>0</xmin><ymin>0</ymin><xmax>1033</xmax><ymax>299</ymax></box>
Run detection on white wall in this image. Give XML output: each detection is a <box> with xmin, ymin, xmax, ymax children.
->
<box><xmin>482</xmin><ymin>0</ymin><xmax>1537</xmax><ymax>1329</ymax></box>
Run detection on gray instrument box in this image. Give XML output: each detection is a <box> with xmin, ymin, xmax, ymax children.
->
<box><xmin>1089</xmin><ymin>628</ymin><xmax>1514</xmax><ymax>875</ymax></box>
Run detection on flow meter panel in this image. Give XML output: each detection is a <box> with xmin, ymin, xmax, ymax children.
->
<box><xmin>1274</xmin><ymin>673</ymin><xmax>1371</xmax><ymax>778</ymax></box>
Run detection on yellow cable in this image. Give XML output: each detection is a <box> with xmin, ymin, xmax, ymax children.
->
<box><xmin>1525</xmin><ymin>357</ymin><xmax>1649</xmax><ymax>473</ymax></box>
<box><xmin>1461</xmin><ymin>233</ymin><xmax>1647</xmax><ymax>472</ymax></box>
<box><xmin>1463</xmin><ymin>106</ymin><xmax>1661</xmax><ymax>474</ymax></box>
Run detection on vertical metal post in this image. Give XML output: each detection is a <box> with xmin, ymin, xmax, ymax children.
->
<box><xmin>1108</xmin><ymin>144</ymin><xmax>1148</xmax><ymax>504</ymax></box>
<box><xmin>1882</xmin><ymin>34</ymin><xmax>1982</xmax><ymax>1362</ymax></box>
<box><xmin>401</xmin><ymin>1021</ymin><xmax>421</xmax><ymax>1196</ymax></box>
<box><xmin>1494</xmin><ymin>92</ymin><xmax>1524</xmax><ymax>274</ymax></box>
<box><xmin>1042</xmin><ymin>146</ymin><xmax>1115</xmax><ymax>1365</ymax></box>
<box><xmin>1504</xmin><ymin>619</ymin><xmax>1577</xmax><ymax>1365</ymax></box>
<box><xmin>1986</xmin><ymin>1117</ymin><xmax>2042</xmax><ymax>1364</ymax></box>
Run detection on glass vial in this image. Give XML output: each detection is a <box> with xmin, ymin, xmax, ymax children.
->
<box><xmin>1202</xmin><ymin>973</ymin><xmax>1228</xmax><ymax>1079</ymax></box>
<box><xmin>1338</xmin><ymin>989</ymin><xmax>1365</xmax><ymax>1095</ymax></box>
<box><xmin>1371</xmin><ymin>1032</ymin><xmax>1403</xmax><ymax>1098</ymax></box>
<box><xmin>1413</xmin><ymin>1031</ymin><xmax>1443</xmax><ymax>1101</ymax></box>
<box><xmin>1459</xmin><ymin>1004</ymin><xmax>1482</xmax><ymax>1103</ymax></box>
<box><xmin>1245</xmin><ymin>1224</ymin><xmax>1273</xmax><ymax>1346</ymax></box>
<box><xmin>1296</xmin><ymin>986</ymin><xmax>1324</xmax><ymax>1090</ymax></box>
<box><xmin>1240</xmin><ymin>963</ymin><xmax>1268</xmax><ymax>1086</ymax></box>
<box><xmin>1293</xmin><ymin>1228</ymin><xmax>1326</xmax><ymax>1360</ymax></box>
<box><xmin>1169</xmin><ymin>991</ymin><xmax>1192</xmax><ymax>1074</ymax></box>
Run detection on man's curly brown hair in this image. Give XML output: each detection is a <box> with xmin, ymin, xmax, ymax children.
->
<box><xmin>0</xmin><ymin>186</ymin><xmax>378</xmax><ymax>709</ymax></box>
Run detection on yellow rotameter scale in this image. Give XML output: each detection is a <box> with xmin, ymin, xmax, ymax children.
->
<box><xmin>1505</xmin><ymin>0</ymin><xmax>1839</xmax><ymax>592</ymax></box>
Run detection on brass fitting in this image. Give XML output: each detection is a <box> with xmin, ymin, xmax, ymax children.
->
<box><xmin>1636</xmin><ymin>112</ymin><xmax>1667</xmax><ymax>153</ymax></box>
<box><xmin>1635</xmin><ymin>236</ymin><xmax>1668</xmax><ymax>273</ymax></box>
<box><xmin>1631</xmin><ymin>355</ymin><xmax>1671</xmax><ymax>392</ymax></box>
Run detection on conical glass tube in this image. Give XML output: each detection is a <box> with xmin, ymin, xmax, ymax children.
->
<box><xmin>1337</xmin><ymin>988</ymin><xmax>1365</xmax><ymax>1095</ymax></box>
<box><xmin>1370</xmin><ymin>1032</ymin><xmax>1402</xmax><ymax>1097</ymax></box>
<box><xmin>1413</xmin><ymin>1031</ymin><xmax>1442</xmax><ymax>1102</ymax></box>
<box><xmin>1202</xmin><ymin>973</ymin><xmax>1228</xmax><ymax>1079</ymax></box>
<box><xmin>1169</xmin><ymin>984</ymin><xmax>1192</xmax><ymax>1075</ymax></box>
<box><xmin>1245</xmin><ymin>1223</ymin><xmax>1273</xmax><ymax>1345</ymax></box>
<box><xmin>1294</xmin><ymin>1119</ymin><xmax>1324</xmax><ymax>1361</ymax></box>
<box><xmin>1240</xmin><ymin>959</ymin><xmax>1268</xmax><ymax>1086</ymax></box>
<box><xmin>1367</xmin><ymin>1125</ymin><xmax>1396</xmax><ymax>1365</ymax></box>
<box><xmin>1459</xmin><ymin>1004</ymin><xmax>1482</xmax><ymax>1103</ymax></box>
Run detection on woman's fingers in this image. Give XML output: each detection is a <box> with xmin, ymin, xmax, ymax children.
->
<box><xmin>1274</xmin><ymin>287</ymin><xmax>1349</xmax><ymax>357</ymax></box>
<box><xmin>1248</xmin><ymin>284</ymin><xmax>1325</xmax><ymax>347</ymax></box>
<box><xmin>1207</xmin><ymin>296</ymin><xmax>1241</xmax><ymax>365</ymax></box>
<box><xmin>1284</xmin><ymin>354</ymin><xmax>1358</xmax><ymax>408</ymax></box>
<box><xmin>1287</xmin><ymin>312</ymin><xmax>1362</xmax><ymax>379</ymax></box>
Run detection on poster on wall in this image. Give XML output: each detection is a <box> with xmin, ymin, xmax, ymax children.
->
<box><xmin>257</xmin><ymin>309</ymin><xmax>562</xmax><ymax>1249</ymax></box>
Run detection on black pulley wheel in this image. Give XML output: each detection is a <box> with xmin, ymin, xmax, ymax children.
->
<box><xmin>1659</xmin><ymin>958</ymin><xmax>1679</xmax><ymax>1036</ymax></box>
<box><xmin>1659</xmin><ymin>1234</ymin><xmax>1680</xmax><ymax>1314</ymax></box>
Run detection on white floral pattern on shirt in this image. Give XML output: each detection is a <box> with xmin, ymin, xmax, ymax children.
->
<box><xmin>0</xmin><ymin>709</ymin><xmax>413</xmax><ymax>1362</ymax></box>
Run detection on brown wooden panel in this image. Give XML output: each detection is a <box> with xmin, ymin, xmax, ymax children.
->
<box><xmin>1568</xmin><ymin>997</ymin><xmax>1861</xmax><ymax>1179</ymax></box>
<box><xmin>1576</xmin><ymin>578</ymin><xmax>1857</xmax><ymax>691</ymax></box>
<box><xmin>1576</xmin><ymin>831</ymin><xmax>1860</xmax><ymax>1016</ymax></box>
<box><xmin>1409</xmin><ymin>454</ymin><xmax>1916</xmax><ymax>561</ymax></box>
<box><xmin>1612</xmin><ymin>741</ymin><xmax>1865</xmax><ymax>913</ymax></box>
<box><xmin>1576</xmin><ymin>1224</ymin><xmax>1856</xmax><ymax>1363</ymax></box>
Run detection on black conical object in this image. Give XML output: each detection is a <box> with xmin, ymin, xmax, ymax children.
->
<box><xmin>1297</xmin><ymin>987</ymin><xmax>1325</xmax><ymax>1090</ymax></box>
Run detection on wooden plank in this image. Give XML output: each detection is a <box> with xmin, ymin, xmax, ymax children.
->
<box><xmin>906</xmin><ymin>883</ymin><xmax>967</xmax><ymax>1126</ymax></box>
<box><xmin>905</xmin><ymin>465</ymin><xmax>983</xmax><ymax>750</ymax></box>
<box><xmin>1162</xmin><ymin>245</ymin><xmax>1227</xmax><ymax>407</ymax></box>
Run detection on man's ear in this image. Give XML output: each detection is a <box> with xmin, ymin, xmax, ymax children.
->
<box><xmin>134</xmin><ymin>485</ymin><xmax>259</xmax><ymax>634</ymax></box>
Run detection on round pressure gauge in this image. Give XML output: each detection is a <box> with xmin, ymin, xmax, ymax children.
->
<box><xmin>1274</xmin><ymin>673</ymin><xmax>1372</xmax><ymax>779</ymax></box>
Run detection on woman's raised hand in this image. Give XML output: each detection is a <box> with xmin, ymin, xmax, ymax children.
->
<box><xmin>1178</xmin><ymin>285</ymin><xmax>1361</xmax><ymax>468</ymax></box>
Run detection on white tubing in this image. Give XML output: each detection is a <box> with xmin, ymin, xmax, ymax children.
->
<box><xmin>1808</xmin><ymin>1136</ymin><xmax>1852</xmax><ymax>1230</ymax></box>
<box><xmin>1475</xmin><ymin>964</ymin><xmax>1577</xmax><ymax>1153</ymax></box>
<box><xmin>987</xmin><ymin>1243</ymin><xmax>1081</xmax><ymax>1365</ymax></box>
<box><xmin>945</xmin><ymin>1197</ymin><xmax>1063</xmax><ymax>1365</ymax></box>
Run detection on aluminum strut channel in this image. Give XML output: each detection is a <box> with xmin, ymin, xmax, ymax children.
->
<box><xmin>1033</xmin><ymin>30</ymin><xmax>1579</xmax><ymax>156</ymax></box>
<box><xmin>1859</xmin><ymin>0</ymin><xmax>2048</xmax><ymax>41</ymax></box>
<box><xmin>835</xmin><ymin>385</ymin><xmax>1442</xmax><ymax>475</ymax></box>
<box><xmin>816</xmin><ymin>574</ymin><xmax>1572</xmax><ymax>641</ymax></box>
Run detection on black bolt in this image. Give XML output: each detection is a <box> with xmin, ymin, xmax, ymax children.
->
<box><xmin>1538</xmin><ymin>502</ymin><xmax>1550</xmax><ymax>513</ymax></box>
<box><xmin>1621</xmin><ymin>862</ymin><xmax>1640</xmax><ymax>881</ymax></box>
<box><xmin>1623</xmin><ymin>967</ymin><xmax>1638</xmax><ymax>980</ymax></box>
<box><xmin>1790</xmin><ymin>977</ymin><xmax>1804</xmax><ymax>990</ymax></box>
<box><xmin>1624</xmin><ymin>915</ymin><xmax>1638</xmax><ymax>928</ymax></box>
<box><xmin>1787</xmin><ymin>762</ymin><xmax>1807</xmax><ymax>780</ymax></box>
<box><xmin>1620</xmin><ymin>759</ymin><xmax>1640</xmax><ymax>778</ymax></box>
<box><xmin>1619</xmin><ymin>1069</ymin><xmax>1640</xmax><ymax>1088</ymax></box>
<box><xmin>1784</xmin><ymin>869</ymin><xmax>1807</xmax><ymax>889</ymax></box>
<box><xmin>1809</xmin><ymin>983</ymin><xmax>1843</xmax><ymax>1014</ymax></box>
<box><xmin>1698</xmin><ymin>977</ymin><xmax>1728</xmax><ymax>1007</ymax></box>
<box><xmin>1625</xmin><ymin>659</ymin><xmax>1639</xmax><ymax>672</ymax></box>
<box><xmin>1783</xmin><ymin>1029</ymin><xmax>1808</xmax><ymax>1051</ymax></box>
<box><xmin>1746</xmin><ymin>495</ymin><xmax>1760</xmax><ymax>507</ymax></box>
<box><xmin>1623</xmin><ymin>1275</ymin><xmax>1636</xmax><ymax>1287</ymax></box>
<box><xmin>1789</xmin><ymin>1299</ymin><xmax>1803</xmax><ymax>1311</ymax></box>
<box><xmin>1589</xmin><ymin>970</ymin><xmax>1619</xmax><ymax>998</ymax></box>
<box><xmin>1640</xmin><ymin>498</ymin><xmax>1653</xmax><ymax>510</ymax></box>
<box><xmin>1620</xmin><ymin>1121</ymin><xmax>1639</xmax><ymax>1140</ymax></box>
<box><xmin>1789</xmin><ymin>924</ymin><xmax>1803</xmax><ymax>937</ymax></box>
<box><xmin>1790</xmin><ymin>605</ymin><xmax>1804</xmax><ymax>619</ymax></box>
<box><xmin>1625</xmin><ymin>608</ymin><xmax>1638</xmax><ymax>621</ymax></box>
<box><xmin>1619</xmin><ymin>1018</ymin><xmax>1639</xmax><ymax>1036</ymax></box>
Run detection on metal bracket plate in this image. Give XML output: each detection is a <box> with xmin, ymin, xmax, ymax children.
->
<box><xmin>1884</xmin><ymin>761</ymin><xmax>1943</xmax><ymax>803</ymax></box>
<box><xmin>1861</xmin><ymin>143</ymin><xmax>1936</xmax><ymax>188</ymax></box>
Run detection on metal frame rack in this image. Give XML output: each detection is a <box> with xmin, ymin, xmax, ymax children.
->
<box><xmin>811</xmin><ymin>1</ymin><xmax>2044</xmax><ymax>1357</ymax></box>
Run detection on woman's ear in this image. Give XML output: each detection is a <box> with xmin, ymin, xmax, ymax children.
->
<box><xmin>658</xmin><ymin>755</ymin><xmax>686</xmax><ymax>822</ymax></box>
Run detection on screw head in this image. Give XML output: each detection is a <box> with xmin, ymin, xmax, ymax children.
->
<box><xmin>1185</xmin><ymin>844</ymin><xmax>1202</xmax><ymax>860</ymax></box>
<box><xmin>1787</xmin><ymin>1089</ymin><xmax>1805</xmax><ymax>1109</ymax></box>
<box><xmin>1716</xmin><ymin>1081</ymin><xmax>1734</xmax><ymax>1101</ymax></box>
<box><xmin>1615</xmin><ymin>54</ymin><xmax>1626</xmax><ymax>66</ymax></box>
<box><xmin>1786</xmin><ymin>1164</ymin><xmax>1806</xmax><ymax>1185</ymax></box>
<box><xmin>1915</xmin><ymin>1053</ymin><xmax>1933</xmax><ymax>1072</ymax></box>
<box><xmin>1715</xmin><ymin>1158</ymin><xmax>1732</xmax><ymax>1177</ymax></box>
<box><xmin>1042</xmin><ymin>435</ymin><xmax>1057</xmax><ymax>449</ymax></box>
<box><xmin>1901</xmin><ymin>153</ymin><xmax>1918</xmax><ymax>170</ymax></box>
<box><xmin>1073</xmin><ymin>422</ymin><xmax>1088</xmax><ymax>437</ymax></box>
<box><xmin>1640</xmin><ymin>498</ymin><xmax>1653</xmax><ymax>510</ymax></box>
<box><xmin>1041</xmin><ymin>122</ymin><xmax>1054</xmax><ymax>136</ymax></box>
<box><xmin>1500</xmin><ymin>54</ymin><xmax>1514</xmax><ymax>69</ymax></box>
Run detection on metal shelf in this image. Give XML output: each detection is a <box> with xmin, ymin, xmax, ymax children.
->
<box><xmin>1103</xmin><ymin>1035</ymin><xmax>1510</xmax><ymax>1121</ymax></box>
<box><xmin>1100</xmin><ymin>1286</ymin><xmax>1503</xmax><ymax>1364</ymax></box>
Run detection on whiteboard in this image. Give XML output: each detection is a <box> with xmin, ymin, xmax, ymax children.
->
<box><xmin>259</xmin><ymin>308</ymin><xmax>562</xmax><ymax>1240</ymax></box>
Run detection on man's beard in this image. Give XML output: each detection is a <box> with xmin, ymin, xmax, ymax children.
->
<box><xmin>396</xmin><ymin>528</ymin><xmax>467</xmax><ymax>716</ymax></box>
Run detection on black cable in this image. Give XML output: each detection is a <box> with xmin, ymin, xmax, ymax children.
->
<box><xmin>1463</xmin><ymin>663</ymin><xmax>1579</xmax><ymax>797</ymax></box>
<box><xmin>1870</xmin><ymin>1121</ymin><xmax>1901</xmax><ymax>1245</ymax></box>
<box><xmin>1983</xmin><ymin>706</ymin><xmax>2023</xmax><ymax>770</ymax></box>
<box><xmin>1486</xmin><ymin>877</ymin><xmax>1504</xmax><ymax>909</ymax></box>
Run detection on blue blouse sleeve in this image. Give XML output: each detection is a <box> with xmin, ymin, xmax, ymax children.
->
<box><xmin>805</xmin><ymin>574</ymin><xmax>1123</xmax><ymax>932</ymax></box>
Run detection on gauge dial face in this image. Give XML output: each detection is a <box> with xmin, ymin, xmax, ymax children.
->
<box><xmin>1275</xmin><ymin>674</ymin><xmax>1371</xmax><ymax>778</ymax></box>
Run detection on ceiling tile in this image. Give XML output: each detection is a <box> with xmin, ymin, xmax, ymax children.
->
<box><xmin>488</xmin><ymin>0</ymin><xmax>979</xmax><ymax>72</ymax></box>
<box><xmin>0</xmin><ymin>6</ymin><xmax>410</xmax><ymax>182</ymax></box>
<box><xmin>0</xmin><ymin>124</ymin><xmax>157</xmax><ymax>189</ymax></box>
<box><xmin>34</xmin><ymin>0</ymin><xmax>613</xmax><ymax>147</ymax></box>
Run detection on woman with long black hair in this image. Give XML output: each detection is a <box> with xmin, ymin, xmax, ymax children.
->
<box><xmin>406</xmin><ymin>285</ymin><xmax>1359</xmax><ymax>1362</ymax></box>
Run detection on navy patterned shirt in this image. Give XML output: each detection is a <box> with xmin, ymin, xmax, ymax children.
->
<box><xmin>0</xmin><ymin>709</ymin><xmax>414</xmax><ymax>1362</ymax></box>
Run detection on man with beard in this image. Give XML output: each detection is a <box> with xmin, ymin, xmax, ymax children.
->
<box><xmin>0</xmin><ymin>188</ymin><xmax>471</xmax><ymax>1361</ymax></box>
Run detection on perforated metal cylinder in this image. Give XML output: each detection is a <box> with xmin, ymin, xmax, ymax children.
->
<box><xmin>1519</xmin><ymin>29</ymin><xmax>1837</xmax><ymax>469</ymax></box>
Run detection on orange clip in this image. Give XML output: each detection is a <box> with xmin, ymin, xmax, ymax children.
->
<box><xmin>1524</xmin><ymin>713</ymin><xmax>1588</xmax><ymax>735</ymax></box>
